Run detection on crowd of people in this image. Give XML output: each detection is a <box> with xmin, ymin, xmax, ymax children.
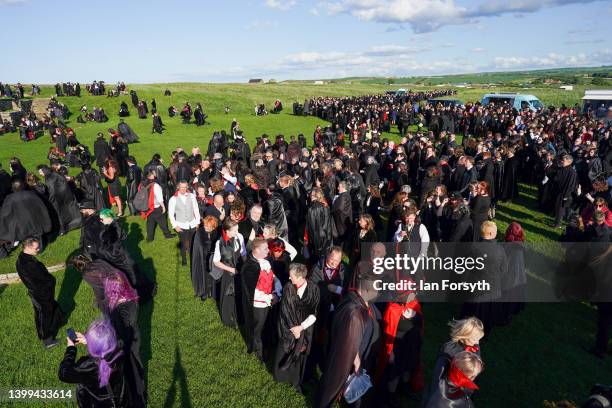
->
<box><xmin>0</xmin><ymin>88</ymin><xmax>611</xmax><ymax>407</ymax></box>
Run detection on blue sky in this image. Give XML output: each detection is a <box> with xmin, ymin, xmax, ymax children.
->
<box><xmin>0</xmin><ymin>0</ymin><xmax>611</xmax><ymax>83</ymax></box>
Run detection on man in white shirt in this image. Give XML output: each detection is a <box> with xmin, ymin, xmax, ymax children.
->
<box><xmin>168</xmin><ymin>180</ymin><xmax>200</xmax><ymax>266</ymax></box>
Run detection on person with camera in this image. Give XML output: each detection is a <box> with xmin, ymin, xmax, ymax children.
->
<box><xmin>58</xmin><ymin>319</ymin><xmax>127</xmax><ymax>407</ymax></box>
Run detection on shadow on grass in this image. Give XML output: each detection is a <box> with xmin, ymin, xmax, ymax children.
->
<box><xmin>163</xmin><ymin>242</ymin><xmax>193</xmax><ymax>407</ymax></box>
<box><xmin>125</xmin><ymin>222</ymin><xmax>156</xmax><ymax>395</ymax></box>
<box><xmin>57</xmin><ymin>249</ymin><xmax>84</xmax><ymax>319</ymax></box>
<box><xmin>162</xmin><ymin>346</ymin><xmax>193</xmax><ymax>408</ymax></box>
<box><xmin>0</xmin><ymin>283</ymin><xmax>6</xmax><ymax>296</ymax></box>
<box><xmin>495</xmin><ymin>213</ymin><xmax>560</xmax><ymax>242</ymax></box>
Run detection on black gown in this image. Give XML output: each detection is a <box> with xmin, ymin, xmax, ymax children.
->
<box><xmin>15</xmin><ymin>252</ymin><xmax>65</xmax><ymax>341</ymax></box>
<box><xmin>118</xmin><ymin>121</ymin><xmax>139</xmax><ymax>143</ymax></box>
<box><xmin>264</xmin><ymin>193</ymin><xmax>289</xmax><ymax>241</ymax></box>
<box><xmin>316</xmin><ymin>290</ymin><xmax>379</xmax><ymax>408</ymax></box>
<box><xmin>0</xmin><ymin>190</ymin><xmax>52</xmax><ymax>242</ymax></box>
<box><xmin>110</xmin><ymin>301</ymin><xmax>146</xmax><ymax>408</ymax></box>
<box><xmin>273</xmin><ymin>280</ymin><xmax>320</xmax><ymax>389</ymax></box>
<box><xmin>76</xmin><ymin>168</ymin><xmax>105</xmax><ymax>211</ymax></box>
<box><xmin>500</xmin><ymin>156</ymin><xmax>519</xmax><ymax>201</ymax></box>
<box><xmin>305</xmin><ymin>202</ymin><xmax>333</xmax><ymax>262</ymax></box>
<box><xmin>43</xmin><ymin>170</ymin><xmax>82</xmax><ymax>234</ymax></box>
<box><xmin>191</xmin><ymin>228</ymin><xmax>218</xmax><ymax>299</ymax></box>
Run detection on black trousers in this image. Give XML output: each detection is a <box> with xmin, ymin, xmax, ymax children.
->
<box><xmin>146</xmin><ymin>207</ymin><xmax>171</xmax><ymax>241</ymax></box>
<box><xmin>595</xmin><ymin>303</ymin><xmax>612</xmax><ymax>354</ymax></box>
<box><xmin>252</xmin><ymin>307</ymin><xmax>269</xmax><ymax>355</ymax></box>
<box><xmin>554</xmin><ymin>198</ymin><xmax>571</xmax><ymax>225</ymax></box>
<box><xmin>178</xmin><ymin>227</ymin><xmax>196</xmax><ymax>264</ymax></box>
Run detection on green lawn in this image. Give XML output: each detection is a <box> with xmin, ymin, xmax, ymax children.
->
<box><xmin>0</xmin><ymin>83</ymin><xmax>610</xmax><ymax>408</ymax></box>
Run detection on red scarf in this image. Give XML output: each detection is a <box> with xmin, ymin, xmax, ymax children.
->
<box><xmin>464</xmin><ymin>344</ymin><xmax>479</xmax><ymax>353</ymax></box>
<box><xmin>448</xmin><ymin>361</ymin><xmax>479</xmax><ymax>391</ymax></box>
<box><xmin>221</xmin><ymin>228</ymin><xmax>230</xmax><ymax>242</ymax></box>
<box><xmin>375</xmin><ymin>299</ymin><xmax>423</xmax><ymax>384</ymax></box>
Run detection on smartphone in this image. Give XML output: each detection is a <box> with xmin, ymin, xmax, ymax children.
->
<box><xmin>67</xmin><ymin>328</ymin><xmax>78</xmax><ymax>343</ymax></box>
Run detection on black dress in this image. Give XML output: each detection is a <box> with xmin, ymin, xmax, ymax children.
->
<box><xmin>58</xmin><ymin>346</ymin><xmax>127</xmax><ymax>408</ymax></box>
<box><xmin>110</xmin><ymin>301</ymin><xmax>146</xmax><ymax>408</ymax></box>
<box><xmin>273</xmin><ymin>280</ymin><xmax>320</xmax><ymax>389</ymax></box>
<box><xmin>191</xmin><ymin>228</ymin><xmax>218</xmax><ymax>299</ymax></box>
<box><xmin>15</xmin><ymin>252</ymin><xmax>65</xmax><ymax>341</ymax></box>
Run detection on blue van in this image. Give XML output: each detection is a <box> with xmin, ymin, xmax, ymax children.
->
<box><xmin>481</xmin><ymin>93</ymin><xmax>543</xmax><ymax>111</ymax></box>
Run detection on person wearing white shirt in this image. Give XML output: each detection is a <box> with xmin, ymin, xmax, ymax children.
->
<box><xmin>272</xmin><ymin>263</ymin><xmax>319</xmax><ymax>391</ymax></box>
<box><xmin>168</xmin><ymin>180</ymin><xmax>201</xmax><ymax>266</ymax></box>
<box><xmin>394</xmin><ymin>209</ymin><xmax>430</xmax><ymax>258</ymax></box>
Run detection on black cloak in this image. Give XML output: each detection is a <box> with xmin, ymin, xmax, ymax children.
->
<box><xmin>305</xmin><ymin>202</ymin><xmax>333</xmax><ymax>261</ymax></box>
<box><xmin>118</xmin><ymin>121</ymin><xmax>139</xmax><ymax>143</ymax></box>
<box><xmin>76</xmin><ymin>168</ymin><xmax>105</xmax><ymax>211</ymax></box>
<box><xmin>264</xmin><ymin>193</ymin><xmax>289</xmax><ymax>241</ymax></box>
<box><xmin>316</xmin><ymin>291</ymin><xmax>378</xmax><ymax>408</ymax></box>
<box><xmin>0</xmin><ymin>190</ymin><xmax>52</xmax><ymax>242</ymax></box>
<box><xmin>42</xmin><ymin>170</ymin><xmax>82</xmax><ymax>234</ymax></box>
<box><xmin>273</xmin><ymin>280</ymin><xmax>320</xmax><ymax>388</ymax></box>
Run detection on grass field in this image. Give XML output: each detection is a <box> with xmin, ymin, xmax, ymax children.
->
<box><xmin>0</xmin><ymin>83</ymin><xmax>610</xmax><ymax>408</ymax></box>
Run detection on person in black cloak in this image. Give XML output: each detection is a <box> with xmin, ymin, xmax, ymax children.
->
<box><xmin>331</xmin><ymin>180</ymin><xmax>353</xmax><ymax>253</ymax></box>
<box><xmin>240</xmin><ymin>238</ymin><xmax>281</xmax><ymax>361</ymax></box>
<box><xmin>75</xmin><ymin>162</ymin><xmax>105</xmax><ymax>211</ymax></box>
<box><xmin>191</xmin><ymin>215</ymin><xmax>219</xmax><ymax>301</ymax></box>
<box><xmin>263</xmin><ymin>184</ymin><xmax>289</xmax><ymax>242</ymax></box>
<box><xmin>71</xmin><ymin>255</ymin><xmax>147</xmax><ymax>407</ymax></box>
<box><xmin>130</xmin><ymin>90</ymin><xmax>139</xmax><ymax>107</ymax></box>
<box><xmin>304</xmin><ymin>187</ymin><xmax>333</xmax><ymax>263</ymax></box>
<box><xmin>422</xmin><ymin>317</ymin><xmax>484</xmax><ymax>407</ymax></box>
<box><xmin>118</xmin><ymin>101</ymin><xmax>130</xmax><ymax>117</ymax></box>
<box><xmin>194</xmin><ymin>103</ymin><xmax>207</xmax><ymax>126</ymax></box>
<box><xmin>315</xmin><ymin>266</ymin><xmax>380</xmax><ymax>408</ymax></box>
<box><xmin>150</xmin><ymin>98</ymin><xmax>157</xmax><ymax>114</ymax></box>
<box><xmin>126</xmin><ymin>156</ymin><xmax>142</xmax><ymax>216</ymax></box>
<box><xmin>552</xmin><ymin>154</ymin><xmax>578</xmax><ymax>228</ymax></box>
<box><xmin>93</xmin><ymin>133</ymin><xmax>112</xmax><ymax>173</ymax></box>
<box><xmin>268</xmin><ymin>238</ymin><xmax>292</xmax><ymax>287</ymax></box>
<box><xmin>152</xmin><ymin>112</ymin><xmax>164</xmax><ymax>134</ymax></box>
<box><xmin>499</xmin><ymin>147</ymin><xmax>519</xmax><ymax>202</ymax></box>
<box><xmin>137</xmin><ymin>101</ymin><xmax>147</xmax><ymax>119</ymax></box>
<box><xmin>0</xmin><ymin>162</ymin><xmax>11</xmax><ymax>206</ymax></box>
<box><xmin>117</xmin><ymin>119</ymin><xmax>139</xmax><ymax>143</ymax></box>
<box><xmin>212</xmin><ymin>218</ymin><xmax>246</xmax><ymax>327</ymax></box>
<box><xmin>0</xmin><ymin>179</ymin><xmax>52</xmax><ymax>244</ymax></box>
<box><xmin>424</xmin><ymin>351</ymin><xmax>483</xmax><ymax>408</ymax></box>
<box><xmin>439</xmin><ymin>192</ymin><xmax>473</xmax><ymax>243</ymax></box>
<box><xmin>111</xmin><ymin>136</ymin><xmax>129</xmax><ymax>177</ymax></box>
<box><xmin>38</xmin><ymin>165</ymin><xmax>81</xmax><ymax>235</ymax></box>
<box><xmin>279</xmin><ymin>175</ymin><xmax>300</xmax><ymax>246</ymax></box>
<box><xmin>15</xmin><ymin>237</ymin><xmax>65</xmax><ymax>348</ymax></box>
<box><xmin>78</xmin><ymin>201</ymin><xmax>103</xmax><ymax>259</ymax></box>
<box><xmin>10</xmin><ymin>157</ymin><xmax>27</xmax><ymax>182</ymax></box>
<box><xmin>273</xmin><ymin>263</ymin><xmax>320</xmax><ymax>392</ymax></box>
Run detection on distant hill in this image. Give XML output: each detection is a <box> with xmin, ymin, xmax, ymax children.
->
<box><xmin>289</xmin><ymin>66</ymin><xmax>612</xmax><ymax>87</ymax></box>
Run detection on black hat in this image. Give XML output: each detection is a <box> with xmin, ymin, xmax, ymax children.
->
<box><xmin>126</xmin><ymin>156</ymin><xmax>136</xmax><ymax>163</ymax></box>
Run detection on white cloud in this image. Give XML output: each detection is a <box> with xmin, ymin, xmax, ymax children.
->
<box><xmin>265</xmin><ymin>0</ymin><xmax>297</xmax><ymax>11</ymax></box>
<box><xmin>492</xmin><ymin>50</ymin><xmax>611</xmax><ymax>69</ymax></box>
<box><xmin>245</xmin><ymin>20</ymin><xmax>279</xmax><ymax>30</ymax></box>
<box><xmin>309</xmin><ymin>7</ymin><xmax>320</xmax><ymax>15</ymax></box>
<box><xmin>0</xmin><ymin>0</ymin><xmax>28</xmax><ymax>4</ymax></box>
<box><xmin>471</xmin><ymin>47</ymin><xmax>486</xmax><ymax>52</ymax></box>
<box><xmin>318</xmin><ymin>0</ymin><xmax>606</xmax><ymax>32</ymax></box>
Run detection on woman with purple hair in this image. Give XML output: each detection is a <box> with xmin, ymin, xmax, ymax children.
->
<box><xmin>104</xmin><ymin>272</ymin><xmax>147</xmax><ymax>407</ymax></box>
<box><xmin>58</xmin><ymin>319</ymin><xmax>127</xmax><ymax>407</ymax></box>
